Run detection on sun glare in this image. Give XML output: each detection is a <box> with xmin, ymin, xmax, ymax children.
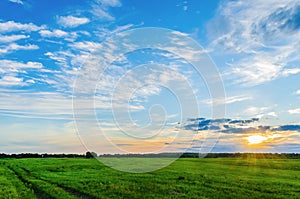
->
<box><xmin>246</xmin><ymin>135</ymin><xmax>267</xmax><ymax>145</ymax></box>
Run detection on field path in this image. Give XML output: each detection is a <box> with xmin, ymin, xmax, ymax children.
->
<box><xmin>6</xmin><ymin>163</ymin><xmax>96</xmax><ymax>199</ymax></box>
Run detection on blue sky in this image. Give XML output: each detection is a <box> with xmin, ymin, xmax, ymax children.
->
<box><xmin>0</xmin><ymin>0</ymin><xmax>299</xmax><ymax>154</ymax></box>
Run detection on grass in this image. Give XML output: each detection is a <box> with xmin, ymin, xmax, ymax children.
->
<box><xmin>0</xmin><ymin>158</ymin><xmax>299</xmax><ymax>198</ymax></box>
<box><xmin>0</xmin><ymin>161</ymin><xmax>35</xmax><ymax>198</ymax></box>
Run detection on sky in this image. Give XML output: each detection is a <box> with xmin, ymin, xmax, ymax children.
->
<box><xmin>0</xmin><ymin>0</ymin><xmax>299</xmax><ymax>154</ymax></box>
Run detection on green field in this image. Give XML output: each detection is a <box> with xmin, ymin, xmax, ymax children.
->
<box><xmin>0</xmin><ymin>158</ymin><xmax>299</xmax><ymax>198</ymax></box>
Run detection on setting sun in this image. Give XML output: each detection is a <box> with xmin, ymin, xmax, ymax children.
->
<box><xmin>247</xmin><ymin>135</ymin><xmax>267</xmax><ymax>145</ymax></box>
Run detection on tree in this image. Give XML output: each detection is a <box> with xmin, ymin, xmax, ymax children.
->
<box><xmin>86</xmin><ymin>151</ymin><xmax>97</xmax><ymax>158</ymax></box>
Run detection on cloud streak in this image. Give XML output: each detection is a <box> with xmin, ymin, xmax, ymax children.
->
<box><xmin>203</xmin><ymin>95</ymin><xmax>251</xmax><ymax>105</ymax></box>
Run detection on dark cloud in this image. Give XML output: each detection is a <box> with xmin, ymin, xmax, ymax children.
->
<box><xmin>184</xmin><ymin>118</ymin><xmax>224</xmax><ymax>131</ymax></box>
<box><xmin>187</xmin><ymin>117</ymin><xmax>206</xmax><ymax>122</ymax></box>
<box><xmin>221</xmin><ymin>127</ymin><xmax>254</xmax><ymax>134</ymax></box>
<box><xmin>272</xmin><ymin>125</ymin><xmax>300</xmax><ymax>132</ymax></box>
<box><xmin>229</xmin><ymin>118</ymin><xmax>259</xmax><ymax>125</ymax></box>
<box><xmin>182</xmin><ymin>117</ymin><xmax>299</xmax><ymax>134</ymax></box>
<box><xmin>265</xmin><ymin>143</ymin><xmax>300</xmax><ymax>153</ymax></box>
<box><xmin>183</xmin><ymin>118</ymin><xmax>259</xmax><ymax>132</ymax></box>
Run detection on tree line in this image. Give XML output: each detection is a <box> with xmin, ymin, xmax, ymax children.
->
<box><xmin>0</xmin><ymin>153</ymin><xmax>85</xmax><ymax>159</ymax></box>
<box><xmin>0</xmin><ymin>152</ymin><xmax>299</xmax><ymax>159</ymax></box>
<box><xmin>99</xmin><ymin>152</ymin><xmax>300</xmax><ymax>159</ymax></box>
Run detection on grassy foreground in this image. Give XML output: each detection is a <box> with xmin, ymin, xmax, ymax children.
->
<box><xmin>0</xmin><ymin>158</ymin><xmax>299</xmax><ymax>198</ymax></box>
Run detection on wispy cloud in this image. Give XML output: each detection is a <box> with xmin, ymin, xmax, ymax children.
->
<box><xmin>0</xmin><ymin>43</ymin><xmax>38</xmax><ymax>54</ymax></box>
<box><xmin>57</xmin><ymin>16</ymin><xmax>90</xmax><ymax>28</ymax></box>
<box><xmin>203</xmin><ymin>95</ymin><xmax>251</xmax><ymax>105</ymax></box>
<box><xmin>39</xmin><ymin>29</ymin><xmax>68</xmax><ymax>38</ymax></box>
<box><xmin>0</xmin><ymin>60</ymin><xmax>43</xmax><ymax>87</ymax></box>
<box><xmin>0</xmin><ymin>75</ymin><xmax>24</xmax><ymax>86</ymax></box>
<box><xmin>0</xmin><ymin>91</ymin><xmax>73</xmax><ymax>119</ymax></box>
<box><xmin>95</xmin><ymin>24</ymin><xmax>134</xmax><ymax>38</ymax></box>
<box><xmin>244</xmin><ymin>106</ymin><xmax>268</xmax><ymax>116</ymax></box>
<box><xmin>91</xmin><ymin>7</ymin><xmax>115</xmax><ymax>20</ymax></box>
<box><xmin>242</xmin><ymin>106</ymin><xmax>279</xmax><ymax>119</ymax></box>
<box><xmin>39</xmin><ymin>29</ymin><xmax>78</xmax><ymax>41</ymax></box>
<box><xmin>0</xmin><ymin>59</ymin><xmax>43</xmax><ymax>72</ymax></box>
<box><xmin>69</xmin><ymin>41</ymin><xmax>102</xmax><ymax>52</ymax></box>
<box><xmin>282</xmin><ymin>68</ymin><xmax>300</xmax><ymax>76</ymax></box>
<box><xmin>0</xmin><ymin>34</ymin><xmax>28</xmax><ymax>43</ymax></box>
<box><xmin>96</xmin><ymin>0</ymin><xmax>121</xmax><ymax>7</ymax></box>
<box><xmin>208</xmin><ymin>0</ymin><xmax>300</xmax><ymax>86</ymax></box>
<box><xmin>288</xmin><ymin>108</ymin><xmax>300</xmax><ymax>114</ymax></box>
<box><xmin>8</xmin><ymin>0</ymin><xmax>23</xmax><ymax>4</ymax></box>
<box><xmin>44</xmin><ymin>51</ymin><xmax>71</xmax><ymax>66</ymax></box>
<box><xmin>91</xmin><ymin>0</ymin><xmax>121</xmax><ymax>20</ymax></box>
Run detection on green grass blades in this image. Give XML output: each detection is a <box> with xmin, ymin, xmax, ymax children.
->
<box><xmin>0</xmin><ymin>162</ymin><xmax>35</xmax><ymax>198</ymax></box>
<box><xmin>0</xmin><ymin>158</ymin><xmax>299</xmax><ymax>198</ymax></box>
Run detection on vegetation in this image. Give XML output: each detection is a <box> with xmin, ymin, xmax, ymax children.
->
<box><xmin>0</xmin><ymin>157</ymin><xmax>299</xmax><ymax>198</ymax></box>
<box><xmin>1</xmin><ymin>152</ymin><xmax>300</xmax><ymax>159</ymax></box>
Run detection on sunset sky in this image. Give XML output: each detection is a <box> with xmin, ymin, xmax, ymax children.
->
<box><xmin>0</xmin><ymin>0</ymin><xmax>299</xmax><ymax>154</ymax></box>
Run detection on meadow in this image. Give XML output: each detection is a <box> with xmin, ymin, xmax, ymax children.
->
<box><xmin>0</xmin><ymin>157</ymin><xmax>299</xmax><ymax>198</ymax></box>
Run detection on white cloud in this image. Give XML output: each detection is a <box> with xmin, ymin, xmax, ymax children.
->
<box><xmin>243</xmin><ymin>106</ymin><xmax>279</xmax><ymax>118</ymax></box>
<box><xmin>0</xmin><ymin>43</ymin><xmax>38</xmax><ymax>54</ymax></box>
<box><xmin>0</xmin><ymin>60</ymin><xmax>43</xmax><ymax>86</ymax></box>
<box><xmin>0</xmin><ymin>75</ymin><xmax>36</xmax><ymax>87</ymax></box>
<box><xmin>288</xmin><ymin>109</ymin><xmax>300</xmax><ymax>114</ymax></box>
<box><xmin>0</xmin><ymin>59</ymin><xmax>43</xmax><ymax>73</ymax></box>
<box><xmin>266</xmin><ymin>112</ymin><xmax>278</xmax><ymax>117</ymax></box>
<box><xmin>8</xmin><ymin>0</ymin><xmax>23</xmax><ymax>4</ymax></box>
<box><xmin>208</xmin><ymin>0</ymin><xmax>300</xmax><ymax>86</ymax></box>
<box><xmin>26</xmin><ymin>79</ymin><xmax>35</xmax><ymax>84</ymax></box>
<box><xmin>95</xmin><ymin>24</ymin><xmax>134</xmax><ymax>39</ymax></box>
<box><xmin>294</xmin><ymin>90</ymin><xmax>300</xmax><ymax>95</ymax></box>
<box><xmin>0</xmin><ymin>75</ymin><xmax>24</xmax><ymax>86</ymax></box>
<box><xmin>224</xmin><ymin>95</ymin><xmax>252</xmax><ymax>104</ymax></box>
<box><xmin>0</xmin><ymin>34</ymin><xmax>28</xmax><ymax>43</ymax></box>
<box><xmin>203</xmin><ymin>95</ymin><xmax>251</xmax><ymax>105</ymax></box>
<box><xmin>282</xmin><ymin>68</ymin><xmax>300</xmax><ymax>76</ymax></box>
<box><xmin>57</xmin><ymin>16</ymin><xmax>90</xmax><ymax>28</ymax></box>
<box><xmin>227</xmin><ymin>55</ymin><xmax>283</xmax><ymax>86</ymax></box>
<box><xmin>91</xmin><ymin>7</ymin><xmax>115</xmax><ymax>20</ymax></box>
<box><xmin>0</xmin><ymin>21</ymin><xmax>42</xmax><ymax>33</ymax></box>
<box><xmin>96</xmin><ymin>0</ymin><xmax>121</xmax><ymax>7</ymax></box>
<box><xmin>39</xmin><ymin>29</ymin><xmax>78</xmax><ymax>41</ymax></box>
<box><xmin>91</xmin><ymin>0</ymin><xmax>121</xmax><ymax>20</ymax></box>
<box><xmin>45</xmin><ymin>52</ymin><xmax>67</xmax><ymax>64</ymax></box>
<box><xmin>244</xmin><ymin>106</ymin><xmax>269</xmax><ymax>116</ymax></box>
<box><xmin>39</xmin><ymin>29</ymin><xmax>68</xmax><ymax>38</ymax></box>
<box><xmin>69</xmin><ymin>41</ymin><xmax>103</xmax><ymax>52</ymax></box>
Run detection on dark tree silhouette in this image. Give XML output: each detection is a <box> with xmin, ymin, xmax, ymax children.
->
<box><xmin>86</xmin><ymin>151</ymin><xmax>97</xmax><ymax>158</ymax></box>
